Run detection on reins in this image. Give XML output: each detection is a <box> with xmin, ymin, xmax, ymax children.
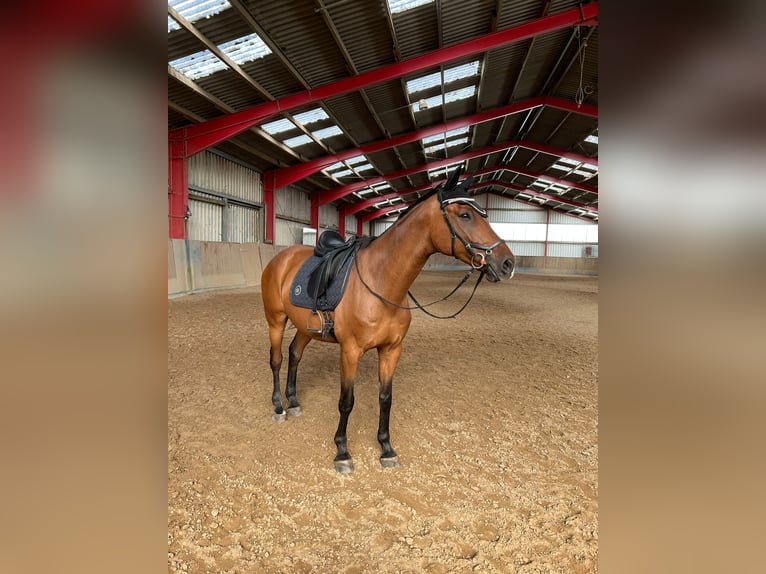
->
<box><xmin>353</xmin><ymin>257</ymin><xmax>486</xmax><ymax>319</ymax></box>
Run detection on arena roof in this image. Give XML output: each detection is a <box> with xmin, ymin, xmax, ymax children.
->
<box><xmin>167</xmin><ymin>0</ymin><xmax>599</xmax><ymax>222</ymax></box>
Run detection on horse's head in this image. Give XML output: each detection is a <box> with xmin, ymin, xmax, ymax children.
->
<box><xmin>429</xmin><ymin>168</ymin><xmax>515</xmax><ymax>282</ymax></box>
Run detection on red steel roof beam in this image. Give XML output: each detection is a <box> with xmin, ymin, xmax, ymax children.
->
<box><xmin>269</xmin><ymin>96</ymin><xmax>598</xmax><ymax>189</ymax></box>
<box><xmin>171</xmin><ymin>3</ymin><xmax>599</xmax><ymax>156</ymax></box>
<box><xmin>318</xmin><ymin>141</ymin><xmax>594</xmax><ymax>205</ymax></box>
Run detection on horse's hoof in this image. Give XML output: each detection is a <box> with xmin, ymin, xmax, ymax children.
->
<box><xmin>380</xmin><ymin>455</ymin><xmax>401</xmax><ymax>469</ymax></box>
<box><xmin>272</xmin><ymin>411</ymin><xmax>287</xmax><ymax>423</ymax></box>
<box><xmin>334</xmin><ymin>459</ymin><xmax>355</xmax><ymax>474</ymax></box>
<box><xmin>287</xmin><ymin>406</ymin><xmax>303</xmax><ymax>417</ymax></box>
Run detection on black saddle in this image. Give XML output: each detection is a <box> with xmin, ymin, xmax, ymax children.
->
<box><xmin>306</xmin><ymin>231</ymin><xmax>371</xmax><ymax>311</ymax></box>
<box><xmin>314</xmin><ymin>230</ymin><xmax>348</xmax><ymax>257</ymax></box>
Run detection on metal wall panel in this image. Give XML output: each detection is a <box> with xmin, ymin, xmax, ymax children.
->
<box><xmin>319</xmin><ymin>203</ymin><xmax>338</xmax><ymax>229</ymax></box>
<box><xmin>227</xmin><ymin>205</ymin><xmax>258</xmax><ymax>243</ymax></box>
<box><xmin>276</xmin><ymin>219</ymin><xmax>305</xmax><ymax>247</ymax></box>
<box><xmin>548</xmin><ymin>243</ymin><xmax>596</xmax><ymax>258</ymax></box>
<box><xmin>490</xmin><ymin>208</ymin><xmax>548</xmax><ymax>224</ymax></box>
<box><xmin>372</xmin><ymin>220</ymin><xmax>394</xmax><ymax>236</ymax></box>
<box><xmin>188</xmin><ymin>199</ymin><xmax>222</xmax><ymax>242</ymax></box>
<box><xmin>276</xmin><ymin>186</ymin><xmax>310</xmax><ymax>221</ymax></box>
<box><xmin>188</xmin><ymin>151</ymin><xmax>262</xmax><ymax>203</ymax></box>
<box><xmin>506</xmin><ymin>241</ymin><xmax>545</xmax><ymax>257</ymax></box>
<box><xmin>345</xmin><ymin>214</ymin><xmax>357</xmax><ymax>238</ymax></box>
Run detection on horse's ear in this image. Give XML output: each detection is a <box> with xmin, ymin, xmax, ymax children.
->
<box><xmin>460</xmin><ymin>174</ymin><xmax>473</xmax><ymax>191</ymax></box>
<box><xmin>445</xmin><ymin>165</ymin><xmax>463</xmax><ymax>190</ymax></box>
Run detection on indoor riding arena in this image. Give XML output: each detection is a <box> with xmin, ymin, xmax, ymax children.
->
<box><xmin>168</xmin><ymin>1</ymin><xmax>599</xmax><ymax>572</ymax></box>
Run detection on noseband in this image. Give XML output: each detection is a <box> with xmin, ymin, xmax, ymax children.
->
<box><xmin>438</xmin><ymin>192</ymin><xmax>505</xmax><ymax>270</ymax></box>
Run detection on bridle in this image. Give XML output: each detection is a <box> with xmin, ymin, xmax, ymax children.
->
<box><xmin>438</xmin><ymin>189</ymin><xmax>506</xmax><ymax>273</ymax></box>
<box><xmin>353</xmin><ymin>188</ymin><xmax>505</xmax><ymax>319</ymax></box>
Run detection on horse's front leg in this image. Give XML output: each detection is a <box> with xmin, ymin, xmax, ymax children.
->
<box><xmin>377</xmin><ymin>343</ymin><xmax>402</xmax><ymax>468</ymax></box>
<box><xmin>333</xmin><ymin>345</ymin><xmax>362</xmax><ymax>474</ymax></box>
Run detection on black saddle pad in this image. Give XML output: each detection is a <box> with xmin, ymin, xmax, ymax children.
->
<box><xmin>290</xmin><ymin>254</ymin><xmax>356</xmax><ymax>311</ymax></box>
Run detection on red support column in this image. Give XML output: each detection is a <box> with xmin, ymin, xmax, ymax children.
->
<box><xmin>263</xmin><ymin>173</ymin><xmax>276</xmax><ymax>244</ymax></box>
<box><xmin>310</xmin><ymin>193</ymin><xmax>320</xmax><ymax>244</ymax></box>
<box><xmin>168</xmin><ymin>139</ymin><xmax>188</xmax><ymax>239</ymax></box>
<box><xmin>338</xmin><ymin>205</ymin><xmax>346</xmax><ymax>239</ymax></box>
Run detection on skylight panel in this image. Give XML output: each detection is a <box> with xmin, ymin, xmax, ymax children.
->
<box><xmin>331</xmin><ymin>169</ymin><xmax>353</xmax><ymax>178</ymax></box>
<box><xmin>550</xmin><ymin>164</ymin><xmax>571</xmax><ymax>171</ymax></box>
<box><xmin>283</xmin><ymin>134</ymin><xmax>313</xmax><ymax>148</ymax></box>
<box><xmin>558</xmin><ymin>157</ymin><xmax>580</xmax><ymax>166</ymax></box>
<box><xmin>371</xmin><ymin>182</ymin><xmax>391</xmax><ymax>191</ymax></box>
<box><xmin>292</xmin><ymin>108</ymin><xmax>330</xmax><ymax>125</ymax></box>
<box><xmin>428</xmin><ymin>162</ymin><xmax>463</xmax><ymax>178</ymax></box>
<box><xmin>582</xmin><ymin>163</ymin><xmax>598</xmax><ymax>171</ymax></box>
<box><xmin>354</xmin><ymin>163</ymin><xmax>375</xmax><ymax>172</ymax></box>
<box><xmin>424</xmin><ymin>137</ymin><xmax>469</xmax><ymax>155</ymax></box>
<box><xmin>312</xmin><ymin>125</ymin><xmax>344</xmax><ymax>140</ymax></box>
<box><xmin>443</xmin><ymin>61</ymin><xmax>480</xmax><ymax>83</ymax></box>
<box><xmin>168</xmin><ymin>0</ymin><xmax>232</xmax><ymax>33</ymax></box>
<box><xmin>260</xmin><ymin>118</ymin><xmax>296</xmax><ymax>135</ymax></box>
<box><xmin>572</xmin><ymin>169</ymin><xmax>594</xmax><ymax>177</ymax></box>
<box><xmin>388</xmin><ymin>0</ymin><xmax>435</xmax><ymax>15</ymax></box>
<box><xmin>169</xmin><ymin>49</ymin><xmax>226</xmax><ymax>80</ymax></box>
<box><xmin>406</xmin><ymin>61</ymin><xmax>480</xmax><ymax>95</ymax></box>
<box><xmin>219</xmin><ymin>33</ymin><xmax>272</xmax><ymax>65</ymax></box>
<box><xmin>421</xmin><ymin>126</ymin><xmax>469</xmax><ymax>145</ymax></box>
<box><xmin>584</xmin><ymin>134</ymin><xmax>599</xmax><ymax>144</ymax></box>
<box><xmin>345</xmin><ymin>155</ymin><xmax>368</xmax><ymax>166</ymax></box>
<box><xmin>412</xmin><ymin>86</ymin><xmax>476</xmax><ymax>112</ymax></box>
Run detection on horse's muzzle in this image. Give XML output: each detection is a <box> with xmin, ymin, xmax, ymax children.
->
<box><xmin>485</xmin><ymin>255</ymin><xmax>515</xmax><ymax>282</ymax></box>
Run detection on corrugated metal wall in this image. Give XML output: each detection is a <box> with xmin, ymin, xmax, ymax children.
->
<box><xmin>276</xmin><ymin>219</ymin><xmax>305</xmax><ymax>246</ymax></box>
<box><xmin>188</xmin><ymin>151</ymin><xmax>263</xmax><ymax>203</ymax></box>
<box><xmin>275</xmin><ymin>186</ymin><xmax>310</xmax><ymax>221</ymax></box>
<box><xmin>319</xmin><ymin>203</ymin><xmax>338</xmax><ymax>230</ymax></box>
<box><xmin>228</xmin><ymin>205</ymin><xmax>258</xmax><ymax>243</ymax></box>
<box><xmin>368</xmin><ymin>195</ymin><xmax>597</xmax><ymax>258</ymax></box>
<box><xmin>188</xmin><ymin>198</ymin><xmax>222</xmax><ymax>242</ymax></box>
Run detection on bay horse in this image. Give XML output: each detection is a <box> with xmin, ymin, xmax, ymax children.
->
<box><xmin>260</xmin><ymin>169</ymin><xmax>515</xmax><ymax>473</ymax></box>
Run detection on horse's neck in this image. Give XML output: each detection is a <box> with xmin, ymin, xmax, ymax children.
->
<box><xmin>359</xmin><ymin>205</ymin><xmax>437</xmax><ymax>300</ymax></box>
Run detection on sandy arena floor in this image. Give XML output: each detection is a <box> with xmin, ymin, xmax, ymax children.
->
<box><xmin>168</xmin><ymin>271</ymin><xmax>598</xmax><ymax>573</ymax></box>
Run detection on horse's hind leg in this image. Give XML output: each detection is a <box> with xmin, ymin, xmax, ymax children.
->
<box><xmin>266</xmin><ymin>312</ymin><xmax>288</xmax><ymax>422</ymax></box>
<box><xmin>285</xmin><ymin>331</ymin><xmax>311</xmax><ymax>417</ymax></box>
<box><xmin>377</xmin><ymin>344</ymin><xmax>402</xmax><ymax>468</ymax></box>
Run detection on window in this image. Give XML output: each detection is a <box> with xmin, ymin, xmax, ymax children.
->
<box><xmin>168</xmin><ymin>0</ymin><xmax>231</xmax><ymax>33</ymax></box>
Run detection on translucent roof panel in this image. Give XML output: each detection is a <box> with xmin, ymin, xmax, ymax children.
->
<box><xmin>388</xmin><ymin>0</ymin><xmax>435</xmax><ymax>15</ymax></box>
<box><xmin>292</xmin><ymin>107</ymin><xmax>330</xmax><ymax>125</ymax></box>
<box><xmin>558</xmin><ymin>157</ymin><xmax>580</xmax><ymax>166</ymax></box>
<box><xmin>406</xmin><ymin>61</ymin><xmax>480</xmax><ymax>95</ymax></box>
<box><xmin>354</xmin><ymin>163</ymin><xmax>375</xmax><ymax>172</ymax></box>
<box><xmin>581</xmin><ymin>163</ymin><xmax>598</xmax><ymax>171</ymax></box>
<box><xmin>283</xmin><ymin>134</ymin><xmax>313</xmax><ymax>148</ymax></box>
<box><xmin>168</xmin><ymin>0</ymin><xmax>232</xmax><ymax>33</ymax></box>
<box><xmin>219</xmin><ymin>33</ymin><xmax>272</xmax><ymax>65</ymax></box>
<box><xmin>332</xmin><ymin>169</ymin><xmax>354</xmax><ymax>178</ymax></box>
<box><xmin>260</xmin><ymin>118</ymin><xmax>296</xmax><ymax>135</ymax></box>
<box><xmin>312</xmin><ymin>125</ymin><xmax>344</xmax><ymax>140</ymax></box>
<box><xmin>421</xmin><ymin>126</ymin><xmax>469</xmax><ymax>145</ymax></box>
<box><xmin>345</xmin><ymin>155</ymin><xmax>368</xmax><ymax>166</ymax></box>
<box><xmin>412</xmin><ymin>86</ymin><xmax>477</xmax><ymax>112</ymax></box>
<box><xmin>424</xmin><ymin>137</ymin><xmax>469</xmax><ymax>155</ymax></box>
<box><xmin>428</xmin><ymin>162</ymin><xmax>463</xmax><ymax>178</ymax></box>
<box><xmin>584</xmin><ymin>134</ymin><xmax>599</xmax><ymax>144</ymax></box>
<box><xmin>550</xmin><ymin>163</ymin><xmax>571</xmax><ymax>171</ymax></box>
<box><xmin>169</xmin><ymin>49</ymin><xmax>226</xmax><ymax>80</ymax></box>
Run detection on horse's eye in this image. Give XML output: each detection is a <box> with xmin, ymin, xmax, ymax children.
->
<box><xmin>459</xmin><ymin>212</ymin><xmax>472</xmax><ymax>221</ymax></box>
